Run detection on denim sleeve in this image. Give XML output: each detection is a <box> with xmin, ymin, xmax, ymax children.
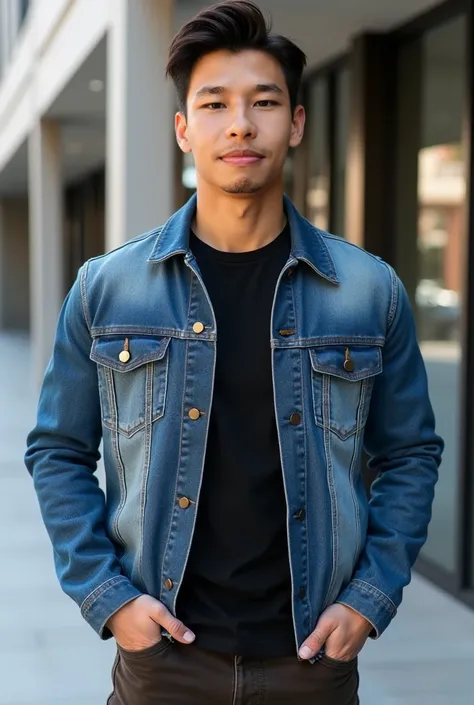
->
<box><xmin>25</xmin><ymin>263</ymin><xmax>142</xmax><ymax>638</ymax></box>
<box><xmin>336</xmin><ymin>269</ymin><xmax>444</xmax><ymax>637</ymax></box>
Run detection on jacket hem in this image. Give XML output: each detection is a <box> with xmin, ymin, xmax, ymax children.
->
<box><xmin>80</xmin><ymin>576</ymin><xmax>142</xmax><ymax>639</ymax></box>
<box><xmin>335</xmin><ymin>578</ymin><xmax>397</xmax><ymax>638</ymax></box>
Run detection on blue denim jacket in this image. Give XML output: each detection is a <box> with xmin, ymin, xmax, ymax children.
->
<box><xmin>25</xmin><ymin>194</ymin><xmax>443</xmax><ymax>655</ymax></box>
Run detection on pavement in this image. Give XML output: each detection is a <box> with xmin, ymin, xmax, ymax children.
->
<box><xmin>1</xmin><ymin>330</ymin><xmax>474</xmax><ymax>705</ymax></box>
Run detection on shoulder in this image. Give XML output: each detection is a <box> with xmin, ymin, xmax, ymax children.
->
<box><xmin>85</xmin><ymin>226</ymin><xmax>164</xmax><ymax>277</ymax></box>
<box><xmin>316</xmin><ymin>229</ymin><xmax>399</xmax><ymax>328</ymax></box>
<box><xmin>321</xmin><ymin>229</ymin><xmax>396</xmax><ymax>292</ymax></box>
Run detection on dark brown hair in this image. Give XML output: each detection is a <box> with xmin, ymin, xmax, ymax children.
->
<box><xmin>166</xmin><ymin>0</ymin><xmax>307</xmax><ymax>114</ymax></box>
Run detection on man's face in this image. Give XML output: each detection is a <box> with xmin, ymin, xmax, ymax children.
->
<box><xmin>175</xmin><ymin>49</ymin><xmax>305</xmax><ymax>195</ymax></box>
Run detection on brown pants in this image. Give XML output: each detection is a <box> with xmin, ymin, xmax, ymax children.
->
<box><xmin>107</xmin><ymin>638</ymin><xmax>359</xmax><ymax>705</ymax></box>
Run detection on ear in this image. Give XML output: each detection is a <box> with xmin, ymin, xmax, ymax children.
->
<box><xmin>289</xmin><ymin>105</ymin><xmax>306</xmax><ymax>149</ymax></box>
<box><xmin>175</xmin><ymin>112</ymin><xmax>192</xmax><ymax>153</ymax></box>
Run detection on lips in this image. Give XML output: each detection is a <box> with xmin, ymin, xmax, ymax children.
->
<box><xmin>220</xmin><ymin>149</ymin><xmax>264</xmax><ymax>166</ymax></box>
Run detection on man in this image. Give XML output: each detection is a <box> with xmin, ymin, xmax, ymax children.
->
<box><xmin>25</xmin><ymin>1</ymin><xmax>443</xmax><ymax>703</ymax></box>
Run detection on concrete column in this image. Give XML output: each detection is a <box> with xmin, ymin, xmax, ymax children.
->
<box><xmin>106</xmin><ymin>0</ymin><xmax>176</xmax><ymax>250</ymax></box>
<box><xmin>0</xmin><ymin>198</ymin><xmax>30</xmax><ymax>330</ymax></box>
<box><xmin>28</xmin><ymin>120</ymin><xmax>63</xmax><ymax>384</ymax></box>
<box><xmin>9</xmin><ymin>0</ymin><xmax>20</xmax><ymax>41</ymax></box>
<box><xmin>0</xmin><ymin>0</ymin><xmax>11</xmax><ymax>74</ymax></box>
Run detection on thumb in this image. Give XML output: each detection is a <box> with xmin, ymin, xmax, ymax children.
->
<box><xmin>150</xmin><ymin>600</ymin><xmax>196</xmax><ymax>645</ymax></box>
<box><xmin>298</xmin><ymin>613</ymin><xmax>336</xmax><ymax>660</ymax></box>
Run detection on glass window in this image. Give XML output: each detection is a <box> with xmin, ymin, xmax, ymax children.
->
<box><xmin>333</xmin><ymin>67</ymin><xmax>350</xmax><ymax>236</ymax></box>
<box><xmin>396</xmin><ymin>16</ymin><xmax>466</xmax><ymax>573</ymax></box>
<box><xmin>305</xmin><ymin>79</ymin><xmax>329</xmax><ymax>230</ymax></box>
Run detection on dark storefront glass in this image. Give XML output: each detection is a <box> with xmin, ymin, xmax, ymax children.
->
<box><xmin>332</xmin><ymin>67</ymin><xmax>350</xmax><ymax>236</ymax></box>
<box><xmin>305</xmin><ymin>78</ymin><xmax>329</xmax><ymax>230</ymax></box>
<box><xmin>396</xmin><ymin>16</ymin><xmax>467</xmax><ymax>574</ymax></box>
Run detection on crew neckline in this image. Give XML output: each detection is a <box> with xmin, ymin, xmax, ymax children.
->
<box><xmin>190</xmin><ymin>222</ymin><xmax>290</xmax><ymax>265</ymax></box>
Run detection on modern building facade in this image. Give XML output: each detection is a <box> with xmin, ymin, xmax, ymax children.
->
<box><xmin>0</xmin><ymin>0</ymin><xmax>472</xmax><ymax>613</ymax></box>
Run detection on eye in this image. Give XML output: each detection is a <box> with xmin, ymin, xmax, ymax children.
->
<box><xmin>255</xmin><ymin>100</ymin><xmax>279</xmax><ymax>107</ymax></box>
<box><xmin>203</xmin><ymin>102</ymin><xmax>226</xmax><ymax>110</ymax></box>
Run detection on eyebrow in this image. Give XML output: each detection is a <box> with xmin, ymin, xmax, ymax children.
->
<box><xmin>194</xmin><ymin>83</ymin><xmax>284</xmax><ymax>98</ymax></box>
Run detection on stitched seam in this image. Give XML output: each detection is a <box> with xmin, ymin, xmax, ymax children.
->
<box><xmin>160</xmin><ymin>339</ymin><xmax>190</xmax><ymax>600</ymax></box>
<box><xmin>350</xmin><ymin>579</ymin><xmax>397</xmax><ymax>613</ymax></box>
<box><xmin>350</xmin><ymin>380</ymin><xmax>367</xmax><ymax>558</ymax></box>
<box><xmin>80</xmin><ymin>576</ymin><xmax>125</xmax><ymax>615</ymax></box>
<box><xmin>107</xmin><ymin>366</ymin><xmax>127</xmax><ymax>548</ymax></box>
<box><xmin>273</xmin><ymin>336</ymin><xmax>386</xmax><ymax>349</ymax></box>
<box><xmin>385</xmin><ymin>265</ymin><xmax>400</xmax><ymax>331</ymax></box>
<box><xmin>321</xmin><ymin>232</ymin><xmax>391</xmax><ymax>268</ymax></box>
<box><xmin>300</xmin><ymin>347</ymin><xmax>311</xmax><ymax>630</ymax></box>
<box><xmin>138</xmin><ymin>363</ymin><xmax>154</xmax><ymax>578</ymax></box>
<box><xmin>322</xmin><ymin>377</ymin><xmax>338</xmax><ymax>608</ymax></box>
<box><xmin>87</xmin><ymin>227</ymin><xmax>164</xmax><ymax>265</ymax></box>
<box><xmin>90</xmin><ymin>337</ymin><xmax>171</xmax><ymax>371</ymax></box>
<box><xmin>80</xmin><ymin>261</ymin><xmax>92</xmax><ymax>333</ymax></box>
<box><xmin>91</xmin><ymin>326</ymin><xmax>217</xmax><ymax>340</ymax></box>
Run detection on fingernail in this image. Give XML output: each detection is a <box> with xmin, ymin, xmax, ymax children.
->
<box><xmin>298</xmin><ymin>645</ymin><xmax>313</xmax><ymax>659</ymax></box>
<box><xmin>183</xmin><ymin>631</ymin><xmax>195</xmax><ymax>643</ymax></box>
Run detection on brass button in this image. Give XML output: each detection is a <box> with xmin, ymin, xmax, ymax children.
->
<box><xmin>344</xmin><ymin>348</ymin><xmax>354</xmax><ymax>373</ymax></box>
<box><xmin>188</xmin><ymin>408</ymin><xmax>201</xmax><ymax>421</ymax></box>
<box><xmin>193</xmin><ymin>322</ymin><xmax>205</xmax><ymax>334</ymax></box>
<box><xmin>164</xmin><ymin>578</ymin><xmax>174</xmax><ymax>590</ymax></box>
<box><xmin>178</xmin><ymin>497</ymin><xmax>191</xmax><ymax>509</ymax></box>
<box><xmin>119</xmin><ymin>350</ymin><xmax>131</xmax><ymax>363</ymax></box>
<box><xmin>290</xmin><ymin>412</ymin><xmax>301</xmax><ymax>426</ymax></box>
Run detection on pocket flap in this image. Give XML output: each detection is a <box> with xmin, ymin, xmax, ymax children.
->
<box><xmin>309</xmin><ymin>345</ymin><xmax>382</xmax><ymax>381</ymax></box>
<box><xmin>90</xmin><ymin>335</ymin><xmax>171</xmax><ymax>373</ymax></box>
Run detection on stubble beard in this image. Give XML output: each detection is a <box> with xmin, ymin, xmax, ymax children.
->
<box><xmin>222</xmin><ymin>177</ymin><xmax>262</xmax><ymax>195</ymax></box>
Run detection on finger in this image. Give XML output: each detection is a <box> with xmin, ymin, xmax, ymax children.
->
<box><xmin>298</xmin><ymin>617</ymin><xmax>336</xmax><ymax>660</ymax></box>
<box><xmin>151</xmin><ymin>602</ymin><xmax>195</xmax><ymax>644</ymax></box>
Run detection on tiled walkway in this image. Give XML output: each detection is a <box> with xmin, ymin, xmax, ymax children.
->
<box><xmin>1</xmin><ymin>332</ymin><xmax>473</xmax><ymax>704</ymax></box>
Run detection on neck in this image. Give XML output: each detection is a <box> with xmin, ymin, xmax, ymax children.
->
<box><xmin>192</xmin><ymin>179</ymin><xmax>287</xmax><ymax>253</ymax></box>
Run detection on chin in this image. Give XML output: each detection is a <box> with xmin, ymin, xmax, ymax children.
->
<box><xmin>221</xmin><ymin>179</ymin><xmax>263</xmax><ymax>195</ymax></box>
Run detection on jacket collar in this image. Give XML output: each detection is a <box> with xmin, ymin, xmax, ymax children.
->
<box><xmin>148</xmin><ymin>193</ymin><xmax>339</xmax><ymax>284</ymax></box>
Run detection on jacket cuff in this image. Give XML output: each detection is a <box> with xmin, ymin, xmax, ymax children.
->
<box><xmin>80</xmin><ymin>576</ymin><xmax>143</xmax><ymax>639</ymax></box>
<box><xmin>335</xmin><ymin>579</ymin><xmax>397</xmax><ymax>638</ymax></box>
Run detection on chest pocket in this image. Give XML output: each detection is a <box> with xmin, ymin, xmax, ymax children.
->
<box><xmin>309</xmin><ymin>345</ymin><xmax>382</xmax><ymax>441</ymax></box>
<box><xmin>90</xmin><ymin>335</ymin><xmax>171</xmax><ymax>438</ymax></box>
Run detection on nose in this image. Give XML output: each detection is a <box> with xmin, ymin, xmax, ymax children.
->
<box><xmin>225</xmin><ymin>109</ymin><xmax>257</xmax><ymax>140</ymax></box>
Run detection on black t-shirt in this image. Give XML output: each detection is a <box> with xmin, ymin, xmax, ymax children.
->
<box><xmin>176</xmin><ymin>224</ymin><xmax>295</xmax><ymax>658</ymax></box>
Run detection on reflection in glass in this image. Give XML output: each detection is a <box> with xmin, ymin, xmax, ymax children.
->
<box><xmin>416</xmin><ymin>144</ymin><xmax>465</xmax><ymax>343</ymax></box>
<box><xmin>397</xmin><ymin>16</ymin><xmax>466</xmax><ymax>574</ymax></box>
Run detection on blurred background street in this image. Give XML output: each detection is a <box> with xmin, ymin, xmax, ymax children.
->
<box><xmin>2</xmin><ymin>0</ymin><xmax>474</xmax><ymax>703</ymax></box>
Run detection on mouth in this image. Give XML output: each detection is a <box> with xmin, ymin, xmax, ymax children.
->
<box><xmin>219</xmin><ymin>150</ymin><xmax>265</xmax><ymax>166</ymax></box>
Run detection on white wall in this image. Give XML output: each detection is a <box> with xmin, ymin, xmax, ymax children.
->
<box><xmin>0</xmin><ymin>0</ymin><xmax>110</xmax><ymax>177</ymax></box>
